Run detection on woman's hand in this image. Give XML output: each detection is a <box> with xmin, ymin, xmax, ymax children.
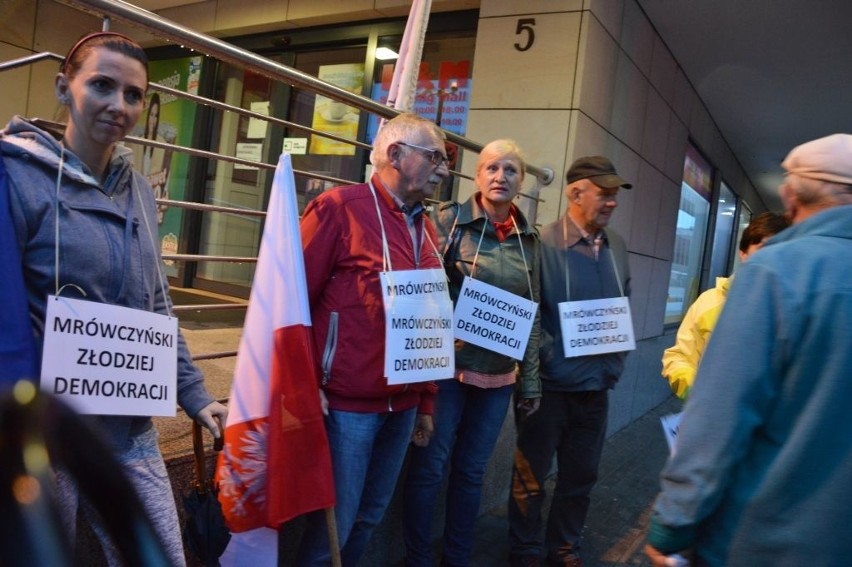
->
<box><xmin>195</xmin><ymin>401</ymin><xmax>228</xmax><ymax>438</ymax></box>
<box><xmin>516</xmin><ymin>397</ymin><xmax>541</xmax><ymax>417</ymax></box>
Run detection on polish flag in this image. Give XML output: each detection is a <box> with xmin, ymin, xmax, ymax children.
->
<box><xmin>216</xmin><ymin>154</ymin><xmax>334</xmax><ymax>564</ymax></box>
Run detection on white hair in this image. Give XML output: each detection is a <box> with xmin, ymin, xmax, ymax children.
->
<box><xmin>370</xmin><ymin>113</ymin><xmax>445</xmax><ymax>169</ymax></box>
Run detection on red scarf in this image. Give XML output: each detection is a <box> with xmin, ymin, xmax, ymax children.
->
<box><xmin>492</xmin><ymin>209</ymin><xmax>518</xmax><ymax>242</ymax></box>
<box><xmin>477</xmin><ymin>193</ymin><xmax>518</xmax><ymax>242</ymax></box>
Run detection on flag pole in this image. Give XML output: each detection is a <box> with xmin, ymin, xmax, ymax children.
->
<box><xmin>325</xmin><ymin>508</ymin><xmax>342</xmax><ymax>567</ymax></box>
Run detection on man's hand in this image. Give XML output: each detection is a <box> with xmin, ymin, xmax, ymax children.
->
<box><xmin>516</xmin><ymin>397</ymin><xmax>541</xmax><ymax>417</ymax></box>
<box><xmin>411</xmin><ymin>414</ymin><xmax>434</xmax><ymax>447</ymax></box>
<box><xmin>644</xmin><ymin>545</ymin><xmax>690</xmax><ymax>566</ymax></box>
<box><xmin>195</xmin><ymin>401</ymin><xmax>228</xmax><ymax>438</ymax></box>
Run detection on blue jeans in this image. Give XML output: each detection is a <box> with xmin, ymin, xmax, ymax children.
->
<box><xmin>296</xmin><ymin>407</ymin><xmax>417</xmax><ymax>566</ymax></box>
<box><xmin>403</xmin><ymin>379</ymin><xmax>514</xmax><ymax>567</ymax></box>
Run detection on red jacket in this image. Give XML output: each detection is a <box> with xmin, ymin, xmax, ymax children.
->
<box><xmin>301</xmin><ymin>176</ymin><xmax>439</xmax><ymax>414</ymax></box>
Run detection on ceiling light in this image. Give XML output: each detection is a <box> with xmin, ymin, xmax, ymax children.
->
<box><xmin>375</xmin><ymin>47</ymin><xmax>399</xmax><ymax>60</ymax></box>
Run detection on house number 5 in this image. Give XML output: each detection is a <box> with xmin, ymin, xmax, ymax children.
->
<box><xmin>514</xmin><ymin>18</ymin><xmax>536</xmax><ymax>52</ymax></box>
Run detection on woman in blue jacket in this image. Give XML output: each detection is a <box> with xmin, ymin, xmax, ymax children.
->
<box><xmin>0</xmin><ymin>32</ymin><xmax>227</xmax><ymax>565</ymax></box>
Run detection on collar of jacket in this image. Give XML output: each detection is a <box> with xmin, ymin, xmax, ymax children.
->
<box><xmin>453</xmin><ymin>193</ymin><xmax>537</xmax><ymax>237</ymax></box>
<box><xmin>562</xmin><ymin>213</ymin><xmax>609</xmax><ymax>248</ymax></box>
<box><xmin>370</xmin><ymin>172</ymin><xmax>425</xmax><ymax>218</ymax></box>
<box><xmin>1</xmin><ymin>116</ymin><xmax>134</xmax><ymax>191</ymax></box>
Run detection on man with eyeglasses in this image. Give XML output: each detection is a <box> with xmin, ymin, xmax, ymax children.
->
<box><xmin>509</xmin><ymin>156</ymin><xmax>634</xmax><ymax>567</ymax></box>
<box><xmin>296</xmin><ymin>113</ymin><xmax>451</xmax><ymax>566</ymax></box>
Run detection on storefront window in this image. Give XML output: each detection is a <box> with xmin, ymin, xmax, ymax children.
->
<box><xmin>187</xmin><ymin>26</ymin><xmax>476</xmax><ymax>297</ymax></box>
<box><xmin>128</xmin><ymin>56</ymin><xmax>203</xmax><ymax>278</ymax></box>
<box><xmin>368</xmin><ymin>35</ymin><xmax>476</xmax><ymax>200</ymax></box>
<box><xmin>731</xmin><ymin>204</ymin><xmax>753</xmax><ymax>273</ymax></box>
<box><xmin>287</xmin><ymin>48</ymin><xmax>370</xmax><ymax>212</ymax></box>
<box><xmin>707</xmin><ymin>181</ymin><xmax>738</xmax><ymax>281</ymax></box>
<box><xmin>665</xmin><ymin>144</ymin><xmax>713</xmax><ymax>325</ymax></box>
<box><xmin>193</xmin><ymin>65</ymin><xmax>287</xmax><ymax>294</ymax></box>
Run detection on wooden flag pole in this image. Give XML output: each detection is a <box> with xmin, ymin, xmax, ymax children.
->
<box><xmin>325</xmin><ymin>507</ymin><xmax>342</xmax><ymax>567</ymax></box>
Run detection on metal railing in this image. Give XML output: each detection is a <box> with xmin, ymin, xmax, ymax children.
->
<box><xmin>57</xmin><ymin>0</ymin><xmax>554</xmax><ymax>185</ymax></box>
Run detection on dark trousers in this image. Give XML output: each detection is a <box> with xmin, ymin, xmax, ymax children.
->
<box><xmin>508</xmin><ymin>390</ymin><xmax>609</xmax><ymax>562</ymax></box>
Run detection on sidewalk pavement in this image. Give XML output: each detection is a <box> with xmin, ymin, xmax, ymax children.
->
<box><xmin>464</xmin><ymin>395</ymin><xmax>681</xmax><ymax>567</ymax></box>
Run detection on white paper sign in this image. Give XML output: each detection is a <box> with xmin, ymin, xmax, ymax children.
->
<box><xmin>559</xmin><ymin>296</ymin><xmax>635</xmax><ymax>357</ymax></box>
<box><xmin>453</xmin><ymin>276</ymin><xmax>537</xmax><ymax>360</ymax></box>
<box><xmin>235</xmin><ymin>142</ymin><xmax>263</xmax><ymax>170</ymax></box>
<box><xmin>40</xmin><ymin>295</ymin><xmax>178</xmax><ymax>416</ymax></box>
<box><xmin>283</xmin><ymin>138</ymin><xmax>308</xmax><ymax>155</ymax></box>
<box><xmin>380</xmin><ymin>269</ymin><xmax>455</xmax><ymax>385</ymax></box>
<box><xmin>247</xmin><ymin>101</ymin><xmax>270</xmax><ymax>138</ymax></box>
<box><xmin>660</xmin><ymin>411</ymin><xmax>683</xmax><ymax>455</ymax></box>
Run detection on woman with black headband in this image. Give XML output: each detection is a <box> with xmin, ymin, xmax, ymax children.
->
<box><xmin>0</xmin><ymin>32</ymin><xmax>227</xmax><ymax>565</ymax></box>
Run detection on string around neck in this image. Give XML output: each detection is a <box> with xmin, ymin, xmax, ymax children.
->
<box><xmin>53</xmin><ymin>142</ymin><xmax>87</xmax><ymax>298</ymax></box>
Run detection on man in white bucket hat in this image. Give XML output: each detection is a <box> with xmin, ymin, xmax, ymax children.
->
<box><xmin>646</xmin><ymin>134</ymin><xmax>852</xmax><ymax>566</ymax></box>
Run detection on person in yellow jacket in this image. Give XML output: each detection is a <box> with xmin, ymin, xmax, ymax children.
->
<box><xmin>662</xmin><ymin>212</ymin><xmax>789</xmax><ymax>398</ymax></box>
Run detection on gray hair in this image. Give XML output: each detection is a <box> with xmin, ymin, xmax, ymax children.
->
<box><xmin>786</xmin><ymin>173</ymin><xmax>852</xmax><ymax>207</ymax></box>
<box><xmin>370</xmin><ymin>113</ymin><xmax>445</xmax><ymax>169</ymax></box>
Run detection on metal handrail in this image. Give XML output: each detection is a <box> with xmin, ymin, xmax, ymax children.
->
<box><xmin>30</xmin><ymin>118</ymin><xmax>356</xmax><ymax>187</ymax></box>
<box><xmin>149</xmin><ymin>83</ymin><xmax>373</xmax><ymax>151</ymax></box>
<box><xmin>0</xmin><ymin>51</ymin><xmax>63</xmax><ymax>71</ymax></box>
<box><xmin>155</xmin><ymin>199</ymin><xmax>266</xmax><ymax>218</ymax></box>
<box><xmin>0</xmin><ymin>49</ymin><xmax>466</xmax><ymax>181</ymax></box>
<box><xmin>58</xmin><ymin>0</ymin><xmax>554</xmax><ymax>186</ymax></box>
<box><xmin>145</xmin><ymin>83</ymin><xmax>472</xmax><ymax>180</ymax></box>
<box><xmin>164</xmin><ymin>254</ymin><xmax>256</xmax><ymax>263</ymax></box>
<box><xmin>172</xmin><ymin>304</ymin><xmax>247</xmax><ymax>313</ymax></box>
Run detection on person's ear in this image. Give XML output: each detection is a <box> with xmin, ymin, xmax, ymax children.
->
<box><xmin>572</xmin><ymin>187</ymin><xmax>581</xmax><ymax>202</ymax></box>
<box><xmin>55</xmin><ymin>74</ymin><xmax>70</xmax><ymax>105</ymax></box>
<box><xmin>388</xmin><ymin>143</ymin><xmax>403</xmax><ymax>170</ymax></box>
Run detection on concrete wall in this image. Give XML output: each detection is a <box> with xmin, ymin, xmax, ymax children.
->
<box><xmin>458</xmin><ymin>0</ymin><xmax>768</xmax><ymax>438</ymax></box>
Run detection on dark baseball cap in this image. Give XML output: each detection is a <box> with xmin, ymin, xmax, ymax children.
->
<box><xmin>565</xmin><ymin>156</ymin><xmax>632</xmax><ymax>189</ymax></box>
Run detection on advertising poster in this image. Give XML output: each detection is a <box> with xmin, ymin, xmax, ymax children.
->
<box><xmin>367</xmin><ymin>60</ymin><xmax>472</xmax><ymax>144</ymax></box>
<box><xmin>132</xmin><ymin>56</ymin><xmax>202</xmax><ymax>275</ymax></box>
<box><xmin>310</xmin><ymin>63</ymin><xmax>365</xmax><ymax>155</ymax></box>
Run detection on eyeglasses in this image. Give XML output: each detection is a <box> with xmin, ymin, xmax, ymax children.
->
<box><xmin>396</xmin><ymin>141</ymin><xmax>449</xmax><ymax>167</ymax></box>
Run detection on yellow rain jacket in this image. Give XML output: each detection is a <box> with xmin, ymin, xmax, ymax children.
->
<box><xmin>661</xmin><ymin>277</ymin><xmax>731</xmax><ymax>399</ymax></box>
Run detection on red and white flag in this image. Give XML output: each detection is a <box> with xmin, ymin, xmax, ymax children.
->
<box><xmin>216</xmin><ymin>154</ymin><xmax>334</xmax><ymax>564</ymax></box>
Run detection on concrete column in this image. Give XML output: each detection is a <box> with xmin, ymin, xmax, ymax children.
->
<box><xmin>462</xmin><ymin>1</ymin><xmax>588</xmax><ymax>225</ymax></box>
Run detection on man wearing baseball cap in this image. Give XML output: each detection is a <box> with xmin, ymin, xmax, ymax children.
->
<box><xmin>509</xmin><ymin>156</ymin><xmax>633</xmax><ymax>566</ymax></box>
<box><xmin>646</xmin><ymin>134</ymin><xmax>852</xmax><ymax>566</ymax></box>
